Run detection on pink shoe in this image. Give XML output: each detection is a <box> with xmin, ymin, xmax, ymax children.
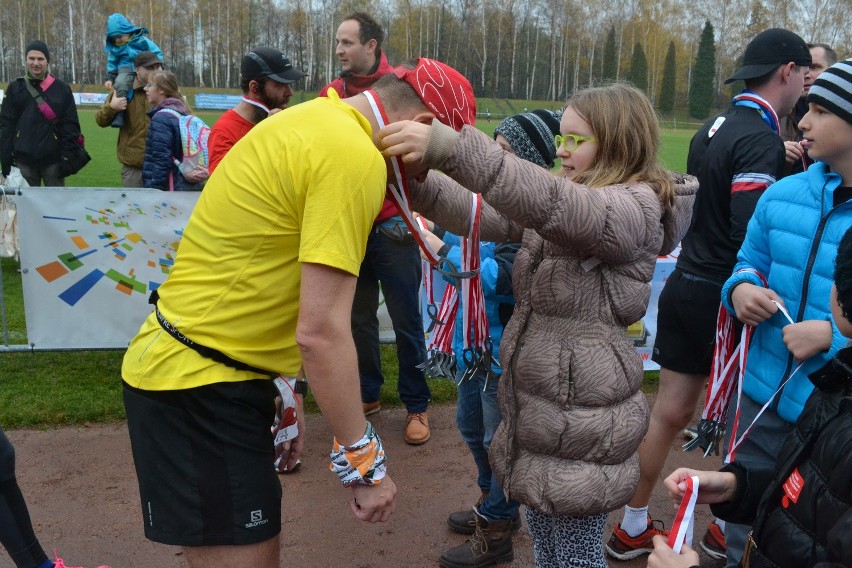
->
<box><xmin>53</xmin><ymin>551</ymin><xmax>112</xmax><ymax>568</ymax></box>
<box><xmin>53</xmin><ymin>555</ymin><xmax>84</xmax><ymax>568</ymax></box>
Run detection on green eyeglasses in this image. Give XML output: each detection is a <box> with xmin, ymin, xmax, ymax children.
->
<box><xmin>555</xmin><ymin>133</ymin><xmax>597</xmax><ymax>151</ymax></box>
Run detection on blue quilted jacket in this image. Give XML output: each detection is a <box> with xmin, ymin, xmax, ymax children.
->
<box><xmin>722</xmin><ymin>162</ymin><xmax>852</xmax><ymax>423</ymax></box>
<box><xmin>142</xmin><ymin>98</ymin><xmax>189</xmax><ymax>191</ymax></box>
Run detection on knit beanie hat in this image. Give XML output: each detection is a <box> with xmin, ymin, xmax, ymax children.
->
<box><xmin>807</xmin><ymin>58</ymin><xmax>852</xmax><ymax>126</ymax></box>
<box><xmin>494</xmin><ymin>109</ymin><xmax>562</xmax><ymax>169</ymax></box>
<box><xmin>25</xmin><ymin>40</ymin><xmax>50</xmax><ymax>62</ymax></box>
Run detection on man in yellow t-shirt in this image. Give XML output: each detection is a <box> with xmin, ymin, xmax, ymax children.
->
<box><xmin>121</xmin><ymin>58</ymin><xmax>476</xmax><ymax>568</ymax></box>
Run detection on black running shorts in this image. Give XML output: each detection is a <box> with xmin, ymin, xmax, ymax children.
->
<box><xmin>652</xmin><ymin>268</ymin><xmax>724</xmax><ymax>376</ymax></box>
<box><xmin>123</xmin><ymin>379</ymin><xmax>281</xmax><ymax>546</ymax></box>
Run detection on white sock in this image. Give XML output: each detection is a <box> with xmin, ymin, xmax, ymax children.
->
<box><xmin>621</xmin><ymin>505</ymin><xmax>650</xmax><ymax>537</ymax></box>
<box><xmin>714</xmin><ymin>519</ymin><xmax>726</xmax><ymax>533</ymax></box>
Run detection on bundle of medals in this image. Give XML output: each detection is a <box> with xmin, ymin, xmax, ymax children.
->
<box><xmin>417</xmin><ymin>195</ymin><xmax>497</xmax><ymax>388</ymax></box>
<box><xmin>363</xmin><ymin>90</ymin><xmax>494</xmax><ymax>389</ymax></box>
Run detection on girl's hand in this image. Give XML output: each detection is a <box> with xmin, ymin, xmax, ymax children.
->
<box><xmin>420</xmin><ymin>227</ymin><xmax>444</xmax><ymax>260</ymax></box>
<box><xmin>663</xmin><ymin>468</ymin><xmax>737</xmax><ymax>504</ymax></box>
<box><xmin>379</xmin><ymin>121</ymin><xmax>432</xmax><ymax>165</ymax></box>
<box><xmin>648</xmin><ymin>535</ymin><xmax>700</xmax><ymax>568</ymax></box>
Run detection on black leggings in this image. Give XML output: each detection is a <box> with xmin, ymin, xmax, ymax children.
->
<box><xmin>0</xmin><ymin>425</ymin><xmax>49</xmax><ymax>568</ymax></box>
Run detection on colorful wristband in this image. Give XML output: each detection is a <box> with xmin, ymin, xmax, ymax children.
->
<box><xmin>329</xmin><ymin>422</ymin><xmax>386</xmax><ymax>486</ymax></box>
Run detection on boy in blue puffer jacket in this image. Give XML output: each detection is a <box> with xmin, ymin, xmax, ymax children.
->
<box><xmin>714</xmin><ymin>58</ymin><xmax>852</xmax><ymax>568</ymax></box>
<box><xmin>103</xmin><ymin>13</ymin><xmax>163</xmax><ymax>128</ymax></box>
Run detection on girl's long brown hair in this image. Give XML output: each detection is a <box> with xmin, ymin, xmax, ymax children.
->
<box><xmin>567</xmin><ymin>82</ymin><xmax>673</xmax><ymax>205</ymax></box>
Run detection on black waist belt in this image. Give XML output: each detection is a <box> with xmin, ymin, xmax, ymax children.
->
<box><xmin>149</xmin><ymin>290</ymin><xmax>277</xmax><ymax>378</ymax></box>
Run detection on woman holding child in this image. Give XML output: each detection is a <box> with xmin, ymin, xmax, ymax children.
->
<box><xmin>381</xmin><ymin>83</ymin><xmax>697</xmax><ymax>567</ymax></box>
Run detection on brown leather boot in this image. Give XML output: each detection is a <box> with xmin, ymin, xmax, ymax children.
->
<box><xmin>404</xmin><ymin>411</ymin><xmax>430</xmax><ymax>445</ymax></box>
<box><xmin>439</xmin><ymin>511</ymin><xmax>514</xmax><ymax>568</ymax></box>
<box><xmin>447</xmin><ymin>491</ymin><xmax>489</xmax><ymax>534</ymax></box>
<box><xmin>447</xmin><ymin>491</ymin><xmax>521</xmax><ymax>535</ymax></box>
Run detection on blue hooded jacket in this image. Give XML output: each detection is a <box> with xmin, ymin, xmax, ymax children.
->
<box><xmin>104</xmin><ymin>13</ymin><xmax>163</xmax><ymax>79</ymax></box>
<box><xmin>721</xmin><ymin>162</ymin><xmax>852</xmax><ymax>423</ymax></box>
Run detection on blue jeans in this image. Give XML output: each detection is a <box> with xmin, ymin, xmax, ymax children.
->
<box><xmin>456</xmin><ymin>370</ymin><xmax>520</xmax><ymax>521</ymax></box>
<box><xmin>353</xmin><ymin>229</ymin><xmax>429</xmax><ymax>413</ymax></box>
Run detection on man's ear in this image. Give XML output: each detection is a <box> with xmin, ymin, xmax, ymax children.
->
<box><xmin>781</xmin><ymin>62</ymin><xmax>796</xmax><ymax>82</ymax></box>
<box><xmin>412</xmin><ymin>112</ymin><xmax>436</xmax><ymax>125</ymax></box>
<box><xmin>366</xmin><ymin>38</ymin><xmax>378</xmax><ymax>54</ymax></box>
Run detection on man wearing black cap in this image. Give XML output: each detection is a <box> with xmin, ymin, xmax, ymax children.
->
<box><xmin>207</xmin><ymin>47</ymin><xmax>305</xmax><ymax>174</ymax></box>
<box><xmin>608</xmin><ymin>27</ymin><xmax>811</xmax><ymax>565</ymax></box>
<box><xmin>96</xmin><ymin>51</ymin><xmax>164</xmax><ymax>187</ymax></box>
<box><xmin>0</xmin><ymin>40</ymin><xmax>83</xmax><ymax>187</ymax></box>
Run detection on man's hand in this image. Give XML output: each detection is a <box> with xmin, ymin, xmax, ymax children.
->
<box><xmin>350</xmin><ymin>474</ymin><xmax>397</xmax><ymax>522</ymax></box>
<box><xmin>109</xmin><ymin>95</ymin><xmax>128</xmax><ymax>112</ymax></box>
<box><xmin>663</xmin><ymin>468</ymin><xmax>737</xmax><ymax>505</ymax></box>
<box><xmin>274</xmin><ymin>394</ymin><xmax>305</xmax><ymax>473</ymax></box>
<box><xmin>731</xmin><ymin>283</ymin><xmax>782</xmax><ymax>326</ymax></box>
<box><xmin>379</xmin><ymin>121</ymin><xmax>432</xmax><ymax>165</ymax></box>
<box><xmin>783</xmin><ymin>140</ymin><xmax>804</xmax><ymax>166</ymax></box>
<box><xmin>782</xmin><ymin>320</ymin><xmax>833</xmax><ymax>361</ymax></box>
<box><xmin>647</xmin><ymin>535</ymin><xmax>700</xmax><ymax>568</ymax></box>
<box><xmin>104</xmin><ymin>80</ymin><xmax>114</xmax><ymax>90</ymax></box>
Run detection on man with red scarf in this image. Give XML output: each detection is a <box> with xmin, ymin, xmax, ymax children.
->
<box><xmin>321</xmin><ymin>13</ymin><xmax>432</xmax><ymax>446</ymax></box>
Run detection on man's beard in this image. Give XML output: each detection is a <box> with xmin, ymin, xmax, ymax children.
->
<box><xmin>251</xmin><ymin>104</ymin><xmax>270</xmax><ymax>124</ymax></box>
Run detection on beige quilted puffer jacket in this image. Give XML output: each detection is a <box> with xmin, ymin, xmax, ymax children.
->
<box><xmin>409</xmin><ymin>123</ymin><xmax>697</xmax><ymax>516</ymax></box>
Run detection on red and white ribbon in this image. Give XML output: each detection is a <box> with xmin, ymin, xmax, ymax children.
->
<box><xmin>668</xmin><ymin>476</ymin><xmax>699</xmax><ymax>553</ymax></box>
<box><xmin>460</xmin><ymin>194</ymin><xmax>489</xmax><ymax>353</ymax></box>
<box><xmin>363</xmin><ymin>90</ymin><xmax>439</xmax><ymax>265</ymax></box>
<box><xmin>726</xmin><ymin>299</ymin><xmax>803</xmax><ymax>462</ymax></box>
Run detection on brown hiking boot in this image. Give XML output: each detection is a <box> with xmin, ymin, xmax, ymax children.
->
<box><xmin>404</xmin><ymin>411</ymin><xmax>430</xmax><ymax>445</ymax></box>
<box><xmin>440</xmin><ymin>511</ymin><xmax>514</xmax><ymax>568</ymax></box>
<box><xmin>447</xmin><ymin>491</ymin><xmax>522</xmax><ymax>535</ymax></box>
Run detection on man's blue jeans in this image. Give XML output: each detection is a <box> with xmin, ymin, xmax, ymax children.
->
<box><xmin>353</xmin><ymin>229</ymin><xmax>430</xmax><ymax>413</ymax></box>
<box><xmin>456</xmin><ymin>369</ymin><xmax>520</xmax><ymax>521</ymax></box>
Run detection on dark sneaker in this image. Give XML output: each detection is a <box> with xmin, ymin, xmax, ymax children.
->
<box><xmin>700</xmin><ymin>522</ymin><xmax>727</xmax><ymax>560</ymax></box>
<box><xmin>606</xmin><ymin>517</ymin><xmax>669</xmax><ymax>561</ymax></box>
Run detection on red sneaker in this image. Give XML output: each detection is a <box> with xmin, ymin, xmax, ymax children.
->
<box><xmin>606</xmin><ymin>517</ymin><xmax>669</xmax><ymax>561</ymax></box>
<box><xmin>700</xmin><ymin>522</ymin><xmax>727</xmax><ymax>560</ymax></box>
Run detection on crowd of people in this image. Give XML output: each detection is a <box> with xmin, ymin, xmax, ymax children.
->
<box><xmin>0</xmin><ymin>11</ymin><xmax>850</xmax><ymax>568</ymax></box>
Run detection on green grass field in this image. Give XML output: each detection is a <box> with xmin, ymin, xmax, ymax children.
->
<box><xmin>1</xmin><ymin>103</ymin><xmax>679</xmax><ymax>428</ymax></box>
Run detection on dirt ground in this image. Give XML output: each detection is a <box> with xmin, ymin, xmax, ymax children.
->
<box><xmin>3</xmin><ymin>395</ymin><xmax>725</xmax><ymax>568</ymax></box>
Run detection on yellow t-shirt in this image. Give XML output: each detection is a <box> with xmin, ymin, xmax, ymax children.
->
<box><xmin>122</xmin><ymin>90</ymin><xmax>387</xmax><ymax>390</ymax></box>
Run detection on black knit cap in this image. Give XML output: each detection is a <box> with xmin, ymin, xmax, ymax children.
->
<box><xmin>807</xmin><ymin>59</ymin><xmax>852</xmax><ymax>126</ymax></box>
<box><xmin>494</xmin><ymin>109</ymin><xmax>562</xmax><ymax>169</ymax></box>
<box><xmin>25</xmin><ymin>40</ymin><xmax>50</xmax><ymax>62</ymax></box>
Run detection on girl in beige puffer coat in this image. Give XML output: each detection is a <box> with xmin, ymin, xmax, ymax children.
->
<box><xmin>381</xmin><ymin>83</ymin><xmax>697</xmax><ymax>567</ymax></box>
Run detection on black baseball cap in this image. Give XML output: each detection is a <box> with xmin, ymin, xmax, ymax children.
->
<box><xmin>241</xmin><ymin>47</ymin><xmax>306</xmax><ymax>84</ymax></box>
<box><xmin>725</xmin><ymin>28</ymin><xmax>811</xmax><ymax>84</ymax></box>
